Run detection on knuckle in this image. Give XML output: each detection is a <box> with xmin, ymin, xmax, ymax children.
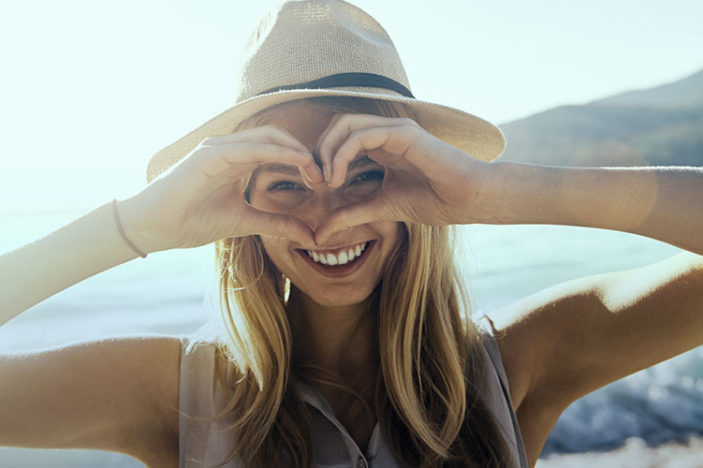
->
<box><xmin>332</xmin><ymin>113</ymin><xmax>350</xmax><ymax>125</ymax></box>
<box><xmin>400</xmin><ymin>117</ymin><xmax>419</xmax><ymax>128</ymax></box>
<box><xmin>260</xmin><ymin>124</ymin><xmax>282</xmax><ymax>133</ymax></box>
<box><xmin>336</xmin><ymin>113</ymin><xmax>356</xmax><ymax>130</ymax></box>
<box><xmin>200</xmin><ymin>136</ymin><xmax>216</xmax><ymax>146</ymax></box>
<box><xmin>241</xmin><ymin>125</ymin><xmax>277</xmax><ymax>140</ymax></box>
<box><xmin>403</xmin><ymin>121</ymin><xmax>420</xmax><ymax>133</ymax></box>
<box><xmin>195</xmin><ymin>145</ymin><xmax>217</xmax><ymax>159</ymax></box>
<box><xmin>401</xmin><ymin>124</ymin><xmax>422</xmax><ymax>140</ymax></box>
<box><xmin>232</xmin><ymin>141</ymin><xmax>253</xmax><ymax>156</ymax></box>
<box><xmin>341</xmin><ymin>132</ymin><xmax>361</xmax><ymax>149</ymax></box>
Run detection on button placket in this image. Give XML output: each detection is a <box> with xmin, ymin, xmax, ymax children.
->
<box><xmin>357</xmin><ymin>455</ymin><xmax>369</xmax><ymax>468</ymax></box>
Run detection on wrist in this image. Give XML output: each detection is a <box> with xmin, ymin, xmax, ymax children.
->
<box><xmin>116</xmin><ymin>196</ymin><xmax>166</xmax><ymax>255</ymax></box>
<box><xmin>469</xmin><ymin>161</ymin><xmax>558</xmax><ymax>225</ymax></box>
<box><xmin>466</xmin><ymin>160</ymin><xmax>511</xmax><ymax>224</ymax></box>
<box><xmin>111</xmin><ymin>200</ymin><xmax>147</xmax><ymax>258</ymax></box>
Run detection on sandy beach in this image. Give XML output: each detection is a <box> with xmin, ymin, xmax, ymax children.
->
<box><xmin>536</xmin><ymin>437</ymin><xmax>703</xmax><ymax>468</ymax></box>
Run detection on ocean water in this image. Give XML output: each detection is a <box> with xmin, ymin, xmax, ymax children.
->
<box><xmin>0</xmin><ymin>208</ymin><xmax>701</xmax><ymax>466</ymax></box>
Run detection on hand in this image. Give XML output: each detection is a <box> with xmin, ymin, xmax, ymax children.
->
<box><xmin>314</xmin><ymin>114</ymin><xmax>490</xmax><ymax>243</ymax></box>
<box><xmin>118</xmin><ymin>126</ymin><xmax>323</xmax><ymax>253</ymax></box>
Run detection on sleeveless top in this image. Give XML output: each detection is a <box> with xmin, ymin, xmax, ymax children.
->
<box><xmin>178</xmin><ymin>318</ymin><xmax>529</xmax><ymax>467</ymax></box>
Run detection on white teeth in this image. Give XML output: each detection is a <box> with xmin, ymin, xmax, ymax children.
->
<box><xmin>338</xmin><ymin>251</ymin><xmax>348</xmax><ymax>264</ymax></box>
<box><xmin>305</xmin><ymin>242</ymin><xmax>369</xmax><ymax>266</ymax></box>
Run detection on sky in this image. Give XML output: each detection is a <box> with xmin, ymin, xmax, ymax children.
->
<box><xmin>1</xmin><ymin>0</ymin><xmax>702</xmax><ymax>212</ymax></box>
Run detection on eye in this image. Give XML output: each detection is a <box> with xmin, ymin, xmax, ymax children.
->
<box><xmin>267</xmin><ymin>180</ymin><xmax>305</xmax><ymax>191</ymax></box>
<box><xmin>348</xmin><ymin>169</ymin><xmax>385</xmax><ymax>186</ymax></box>
<box><xmin>344</xmin><ymin>169</ymin><xmax>384</xmax><ymax>197</ymax></box>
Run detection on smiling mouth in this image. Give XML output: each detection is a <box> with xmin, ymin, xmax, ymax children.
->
<box><xmin>303</xmin><ymin>241</ymin><xmax>369</xmax><ymax>265</ymax></box>
<box><xmin>296</xmin><ymin>241</ymin><xmax>374</xmax><ymax>276</ymax></box>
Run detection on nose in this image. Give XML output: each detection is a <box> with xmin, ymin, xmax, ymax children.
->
<box><xmin>296</xmin><ymin>187</ymin><xmax>349</xmax><ymax>232</ymax></box>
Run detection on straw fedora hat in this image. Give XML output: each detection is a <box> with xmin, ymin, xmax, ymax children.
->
<box><xmin>146</xmin><ymin>0</ymin><xmax>505</xmax><ymax>183</ymax></box>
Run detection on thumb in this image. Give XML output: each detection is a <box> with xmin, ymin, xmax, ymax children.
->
<box><xmin>243</xmin><ymin>208</ymin><xmax>316</xmax><ymax>246</ymax></box>
<box><xmin>315</xmin><ymin>197</ymin><xmax>397</xmax><ymax>244</ymax></box>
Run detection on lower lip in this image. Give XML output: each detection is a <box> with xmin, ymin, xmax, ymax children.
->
<box><xmin>296</xmin><ymin>241</ymin><xmax>375</xmax><ymax>278</ymax></box>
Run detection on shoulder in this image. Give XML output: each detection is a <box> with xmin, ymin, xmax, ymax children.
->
<box><xmin>473</xmin><ymin>315</ymin><xmax>533</xmax><ymax>418</ymax></box>
<box><xmin>482</xmin><ymin>280</ymin><xmax>595</xmax><ymax>410</ymax></box>
<box><xmin>32</xmin><ymin>335</ymin><xmax>183</xmax><ymax>421</ymax></box>
<box><xmin>482</xmin><ymin>285</ymin><xmax>597</xmax><ymax>465</ymax></box>
<box><xmin>87</xmin><ymin>336</ymin><xmax>183</xmax><ymax>459</ymax></box>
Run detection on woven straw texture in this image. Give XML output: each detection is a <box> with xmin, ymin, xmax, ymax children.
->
<box><xmin>146</xmin><ymin>0</ymin><xmax>505</xmax><ymax>183</ymax></box>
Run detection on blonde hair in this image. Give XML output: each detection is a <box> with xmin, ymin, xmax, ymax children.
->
<box><xmin>207</xmin><ymin>97</ymin><xmax>512</xmax><ymax>467</ymax></box>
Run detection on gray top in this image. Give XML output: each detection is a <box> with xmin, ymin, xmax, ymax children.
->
<box><xmin>178</xmin><ymin>319</ymin><xmax>528</xmax><ymax>467</ymax></box>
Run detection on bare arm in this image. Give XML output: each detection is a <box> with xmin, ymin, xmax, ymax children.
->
<box><xmin>471</xmin><ymin>163</ymin><xmax>703</xmax><ymax>464</ymax></box>
<box><xmin>313</xmin><ymin>116</ymin><xmax>703</xmax><ymax>255</ymax></box>
<box><xmin>0</xmin><ymin>127</ymin><xmax>317</xmax><ymax>461</ymax></box>
<box><xmin>0</xmin><ymin>337</ymin><xmax>181</xmax><ymax>465</ymax></box>
<box><xmin>476</xmin><ymin>162</ymin><xmax>703</xmax><ymax>255</ymax></box>
<box><xmin>1</xmin><ymin>126</ymin><xmax>319</xmax><ymax>324</ymax></box>
<box><xmin>474</xmin><ymin>162</ymin><xmax>703</xmax><ymax>399</ymax></box>
<box><xmin>493</xmin><ymin>252</ymin><xmax>703</xmax><ymax>465</ymax></box>
<box><xmin>0</xmin><ymin>202</ymin><xmax>142</xmax><ymax>326</ymax></box>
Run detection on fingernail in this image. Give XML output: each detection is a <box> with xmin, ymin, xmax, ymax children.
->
<box><xmin>301</xmin><ymin>171</ymin><xmax>314</xmax><ymax>188</ymax></box>
<box><xmin>313</xmin><ymin>164</ymin><xmax>323</xmax><ymax>181</ymax></box>
<box><xmin>308</xmin><ymin>167</ymin><xmax>323</xmax><ymax>183</ymax></box>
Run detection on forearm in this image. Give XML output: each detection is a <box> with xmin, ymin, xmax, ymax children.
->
<box><xmin>0</xmin><ymin>201</ymin><xmax>141</xmax><ymax>326</ymax></box>
<box><xmin>477</xmin><ymin>162</ymin><xmax>703</xmax><ymax>255</ymax></box>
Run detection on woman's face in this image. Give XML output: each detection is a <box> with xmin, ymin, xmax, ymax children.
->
<box><xmin>247</xmin><ymin>100</ymin><xmax>402</xmax><ymax>307</ymax></box>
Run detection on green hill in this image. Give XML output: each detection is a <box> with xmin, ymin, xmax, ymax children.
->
<box><xmin>499</xmin><ymin>68</ymin><xmax>703</xmax><ymax>167</ymax></box>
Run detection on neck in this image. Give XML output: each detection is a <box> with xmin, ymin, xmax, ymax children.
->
<box><xmin>288</xmin><ymin>287</ymin><xmax>379</xmax><ymax>383</ymax></box>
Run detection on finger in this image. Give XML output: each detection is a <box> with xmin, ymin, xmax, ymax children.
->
<box><xmin>315</xmin><ymin>196</ymin><xmax>398</xmax><ymax>244</ymax></box>
<box><xmin>318</xmin><ymin>114</ymin><xmax>403</xmax><ymax>182</ymax></box>
<box><xmin>315</xmin><ymin>113</ymin><xmax>345</xmax><ymax>182</ymax></box>
<box><xmin>327</xmin><ymin>126</ymin><xmax>402</xmax><ymax>188</ymax></box>
<box><xmin>196</xmin><ymin>142</ymin><xmax>314</xmax><ymax>178</ymax></box>
<box><xmin>245</xmin><ymin>127</ymin><xmax>323</xmax><ymax>184</ymax></box>
<box><xmin>297</xmin><ymin>165</ymin><xmax>323</xmax><ymax>190</ymax></box>
<box><xmin>202</xmin><ymin>127</ymin><xmax>323</xmax><ymax>183</ymax></box>
<box><xmin>202</xmin><ymin>125</ymin><xmax>309</xmax><ymax>154</ymax></box>
<box><xmin>329</xmin><ymin>123</ymin><xmax>427</xmax><ymax>189</ymax></box>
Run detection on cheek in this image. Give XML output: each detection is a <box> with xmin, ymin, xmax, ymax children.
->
<box><xmin>249</xmin><ymin>189</ymin><xmax>309</xmax><ymax>214</ymax></box>
<box><xmin>259</xmin><ymin>237</ymin><xmax>291</xmax><ymax>272</ymax></box>
<box><xmin>381</xmin><ymin>223</ymin><xmax>405</xmax><ymax>267</ymax></box>
<box><xmin>381</xmin><ymin>222</ymin><xmax>404</xmax><ymax>249</ymax></box>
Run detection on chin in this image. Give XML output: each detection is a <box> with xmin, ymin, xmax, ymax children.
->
<box><xmin>294</xmin><ymin>283</ymin><xmax>379</xmax><ymax>309</ymax></box>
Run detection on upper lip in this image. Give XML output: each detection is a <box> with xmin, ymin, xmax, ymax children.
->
<box><xmin>295</xmin><ymin>240</ymin><xmax>372</xmax><ymax>253</ymax></box>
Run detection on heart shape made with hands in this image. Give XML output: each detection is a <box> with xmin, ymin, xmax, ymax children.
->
<box><xmin>248</xmin><ymin>112</ymin><xmax>488</xmax><ymax>245</ymax></box>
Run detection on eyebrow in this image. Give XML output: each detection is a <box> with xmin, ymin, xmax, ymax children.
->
<box><xmin>254</xmin><ymin>155</ymin><xmax>378</xmax><ymax>178</ymax></box>
<box><xmin>254</xmin><ymin>164</ymin><xmax>301</xmax><ymax>177</ymax></box>
<box><xmin>346</xmin><ymin>155</ymin><xmax>377</xmax><ymax>171</ymax></box>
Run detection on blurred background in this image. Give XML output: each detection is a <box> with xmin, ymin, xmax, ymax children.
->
<box><xmin>1</xmin><ymin>0</ymin><xmax>701</xmax><ymax>466</ymax></box>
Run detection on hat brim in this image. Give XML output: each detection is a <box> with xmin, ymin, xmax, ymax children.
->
<box><xmin>146</xmin><ymin>87</ymin><xmax>505</xmax><ymax>183</ymax></box>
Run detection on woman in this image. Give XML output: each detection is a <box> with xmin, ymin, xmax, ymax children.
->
<box><xmin>1</xmin><ymin>1</ymin><xmax>701</xmax><ymax>467</ymax></box>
